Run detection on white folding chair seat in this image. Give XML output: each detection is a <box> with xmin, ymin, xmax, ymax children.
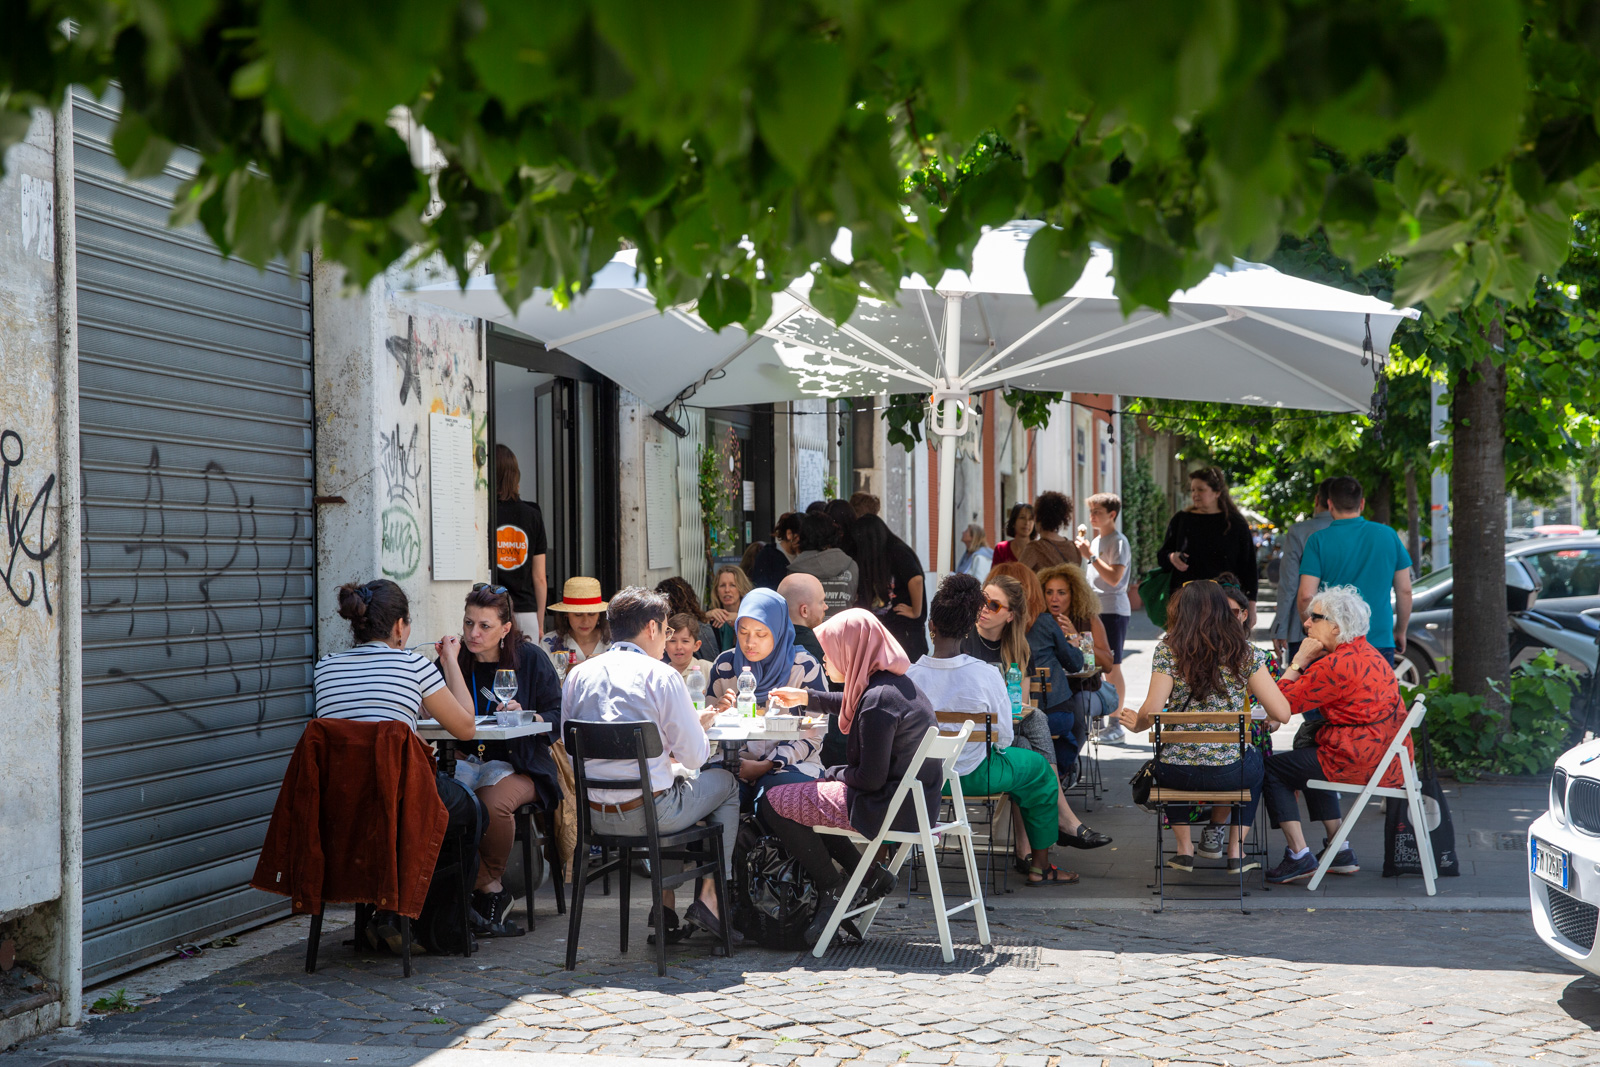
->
<box><xmin>812</xmin><ymin>722</ymin><xmax>991</xmax><ymax>962</ymax></box>
<box><xmin>1303</xmin><ymin>696</ymin><xmax>1435</xmax><ymax>894</ymax></box>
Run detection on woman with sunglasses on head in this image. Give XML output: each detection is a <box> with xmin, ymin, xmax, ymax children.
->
<box><xmin>964</xmin><ymin>568</ymin><xmax>1112</xmax><ymax>866</ymax></box>
<box><xmin>541</xmin><ymin>577</ymin><xmax>612</xmax><ymax>666</ymax></box>
<box><xmin>1118</xmin><ymin>580</ymin><xmax>1292</xmax><ymax>872</ymax></box>
<box><xmin>451</xmin><ymin>583</ymin><xmax>563</xmax><ymax>937</ymax></box>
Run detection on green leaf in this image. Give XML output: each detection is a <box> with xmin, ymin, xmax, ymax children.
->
<box><xmin>755</xmin><ymin>40</ymin><xmax>848</xmax><ymax>178</ymax></box>
<box><xmin>696</xmin><ymin>276</ymin><xmax>751</xmax><ymax>331</ymax></box>
<box><xmin>808</xmin><ymin>266</ymin><xmax>861</xmax><ymax>324</ymax></box>
<box><xmin>111</xmin><ymin>112</ymin><xmax>177</xmax><ymax>180</ymax></box>
<box><xmin>1022</xmin><ymin>223</ymin><xmax>1089</xmax><ymax>306</ymax></box>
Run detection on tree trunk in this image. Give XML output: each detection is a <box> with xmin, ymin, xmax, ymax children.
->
<box><xmin>1369</xmin><ymin>472</ymin><xmax>1393</xmax><ymax>525</ymax></box>
<box><xmin>1583</xmin><ymin>451</ymin><xmax>1600</xmax><ymax>529</ymax></box>
<box><xmin>1404</xmin><ymin>463</ymin><xmax>1421</xmax><ymax>573</ymax></box>
<box><xmin>1452</xmin><ymin>354</ymin><xmax>1510</xmax><ymax>719</ymax></box>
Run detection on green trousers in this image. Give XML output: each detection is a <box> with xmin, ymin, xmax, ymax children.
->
<box><xmin>942</xmin><ymin>745</ymin><xmax>1058</xmax><ymax>851</ymax></box>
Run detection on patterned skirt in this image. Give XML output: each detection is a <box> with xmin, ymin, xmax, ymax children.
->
<box><xmin>763</xmin><ymin>780</ymin><xmax>854</xmax><ymax>832</ymax></box>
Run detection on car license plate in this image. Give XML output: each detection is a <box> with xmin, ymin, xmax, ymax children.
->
<box><xmin>1533</xmin><ymin>838</ymin><xmax>1570</xmax><ymax>891</ymax></box>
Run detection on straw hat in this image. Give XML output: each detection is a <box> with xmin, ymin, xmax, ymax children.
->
<box><xmin>548</xmin><ymin>576</ymin><xmax>608</xmax><ymax>613</ymax></box>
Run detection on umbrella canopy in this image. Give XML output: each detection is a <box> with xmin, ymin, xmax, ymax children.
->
<box><xmin>409</xmin><ymin>221</ymin><xmax>1416</xmax><ymax>570</ymax></box>
<box><xmin>412</xmin><ymin>222</ymin><xmax>1414</xmax><ymax>414</ymax></box>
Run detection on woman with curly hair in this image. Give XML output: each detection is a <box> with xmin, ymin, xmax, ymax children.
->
<box><xmin>1118</xmin><ymin>580</ymin><xmax>1291</xmax><ymax>872</ymax></box>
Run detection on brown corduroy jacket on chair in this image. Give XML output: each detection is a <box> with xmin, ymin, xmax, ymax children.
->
<box><xmin>251</xmin><ymin>718</ymin><xmax>447</xmax><ymax>918</ymax></box>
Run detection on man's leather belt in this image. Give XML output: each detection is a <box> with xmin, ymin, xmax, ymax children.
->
<box><xmin>588</xmin><ymin>788</ymin><xmax>667</xmax><ymax>814</ymax></box>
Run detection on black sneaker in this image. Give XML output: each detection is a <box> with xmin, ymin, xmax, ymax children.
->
<box><xmin>1320</xmin><ymin>837</ymin><xmax>1359</xmax><ymax>875</ymax></box>
<box><xmin>472</xmin><ymin>887</ymin><xmax>513</xmax><ymax>926</ymax></box>
<box><xmin>1264</xmin><ymin>849</ymin><xmax>1319</xmax><ymax>884</ymax></box>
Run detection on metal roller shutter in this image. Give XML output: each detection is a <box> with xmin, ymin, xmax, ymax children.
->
<box><xmin>73</xmin><ymin>88</ymin><xmax>315</xmax><ymax>981</ymax></box>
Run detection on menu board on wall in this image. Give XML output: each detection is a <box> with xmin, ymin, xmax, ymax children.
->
<box><xmin>430</xmin><ymin>412</ymin><xmax>477</xmax><ymax>581</ymax></box>
<box><xmin>796</xmin><ymin>447</ymin><xmax>827</xmax><ymax>510</ymax></box>
<box><xmin>645</xmin><ymin>440</ymin><xmax>677</xmax><ymax>570</ymax></box>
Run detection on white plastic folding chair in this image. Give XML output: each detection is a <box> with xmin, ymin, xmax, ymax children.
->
<box><xmin>1303</xmin><ymin>695</ymin><xmax>1436</xmax><ymax>894</ymax></box>
<box><xmin>811</xmin><ymin>722</ymin><xmax>992</xmax><ymax>962</ymax></box>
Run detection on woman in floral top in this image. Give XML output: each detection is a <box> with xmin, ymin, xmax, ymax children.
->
<box><xmin>1119</xmin><ymin>580</ymin><xmax>1291</xmax><ymax>872</ymax></box>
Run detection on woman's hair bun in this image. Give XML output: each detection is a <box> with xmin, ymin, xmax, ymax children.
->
<box><xmin>337</xmin><ymin>582</ymin><xmax>370</xmax><ymax>621</ymax></box>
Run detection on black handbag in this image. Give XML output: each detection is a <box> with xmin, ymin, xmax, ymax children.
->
<box><xmin>1129</xmin><ymin>692</ymin><xmax>1193</xmax><ymax>812</ymax></box>
<box><xmin>1382</xmin><ymin>723</ymin><xmax>1460</xmax><ymax>878</ymax></box>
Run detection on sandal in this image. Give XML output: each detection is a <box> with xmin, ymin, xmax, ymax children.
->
<box><xmin>1023</xmin><ymin>864</ymin><xmax>1079</xmax><ymax>887</ymax></box>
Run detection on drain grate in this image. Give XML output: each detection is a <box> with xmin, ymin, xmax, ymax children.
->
<box><xmin>1469</xmin><ymin>829</ymin><xmax>1528</xmax><ymax>851</ymax></box>
<box><xmin>793</xmin><ymin>935</ymin><xmax>1039</xmax><ymax>971</ymax></box>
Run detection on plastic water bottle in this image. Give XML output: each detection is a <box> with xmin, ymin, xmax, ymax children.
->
<box><xmin>736</xmin><ymin>666</ymin><xmax>757</xmax><ymax>718</ymax></box>
<box><xmin>685</xmin><ymin>666</ymin><xmax>706</xmax><ymax>711</ymax></box>
<box><xmin>1079</xmin><ymin>631</ymin><xmax>1097</xmax><ymax>673</ymax></box>
<box><xmin>1006</xmin><ymin>662</ymin><xmax>1023</xmax><ymax>717</ymax></box>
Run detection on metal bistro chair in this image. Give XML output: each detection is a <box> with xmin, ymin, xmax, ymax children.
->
<box><xmin>1050</xmin><ymin>670</ymin><xmax>1104</xmax><ymax>810</ymax></box>
<box><xmin>933</xmin><ymin>708</ymin><xmax>1012</xmax><ymax>895</ymax></box>
<box><xmin>563</xmin><ymin>719</ymin><xmax>733</xmax><ymax>977</ymax></box>
<box><xmin>1147</xmin><ymin>705</ymin><xmax>1255</xmax><ymax>913</ymax></box>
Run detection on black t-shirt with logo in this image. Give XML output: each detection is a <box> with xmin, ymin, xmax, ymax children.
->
<box><xmin>494</xmin><ymin>497</ymin><xmax>549</xmax><ymax>613</ymax></box>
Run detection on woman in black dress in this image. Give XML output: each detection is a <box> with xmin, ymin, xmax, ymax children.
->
<box><xmin>850</xmin><ymin>513</ymin><xmax>928</xmax><ymax>661</ymax></box>
<box><xmin>1157</xmin><ymin>467</ymin><xmax>1258</xmax><ymax>620</ymax></box>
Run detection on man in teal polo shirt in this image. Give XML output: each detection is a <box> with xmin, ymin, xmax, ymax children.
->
<box><xmin>1295</xmin><ymin>476</ymin><xmax>1413</xmax><ymax>665</ymax></box>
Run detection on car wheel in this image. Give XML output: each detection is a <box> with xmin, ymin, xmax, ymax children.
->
<box><xmin>1394</xmin><ymin>649</ymin><xmax>1431</xmax><ymax>687</ymax></box>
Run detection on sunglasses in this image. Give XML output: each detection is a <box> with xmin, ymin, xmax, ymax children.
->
<box><xmin>1308</xmin><ymin>612</ymin><xmax>1328</xmax><ymax>623</ymax></box>
<box><xmin>472</xmin><ymin>582</ymin><xmax>509</xmax><ymax>596</ymax></box>
<box><xmin>982</xmin><ymin>598</ymin><xmax>1007</xmax><ymax>614</ymax></box>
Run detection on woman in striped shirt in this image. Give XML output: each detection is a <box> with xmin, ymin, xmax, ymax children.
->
<box><xmin>313</xmin><ymin>580</ymin><xmax>477</xmax><ymax>739</ymax></box>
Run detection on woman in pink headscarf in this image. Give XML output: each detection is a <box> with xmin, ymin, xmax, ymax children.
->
<box><xmin>762</xmin><ymin>608</ymin><xmax>942</xmax><ymax>948</ymax></box>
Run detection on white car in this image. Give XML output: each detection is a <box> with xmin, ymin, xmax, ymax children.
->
<box><xmin>1530</xmin><ymin>738</ymin><xmax>1600</xmax><ymax>973</ymax></box>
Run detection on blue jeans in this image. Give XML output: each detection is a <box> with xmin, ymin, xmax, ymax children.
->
<box><xmin>739</xmin><ymin>763</ymin><xmax>819</xmax><ymax>811</ymax></box>
<box><xmin>1046</xmin><ymin>689</ymin><xmax>1095</xmax><ymax>769</ymax></box>
<box><xmin>1153</xmin><ymin>746</ymin><xmax>1264</xmax><ymax>825</ymax></box>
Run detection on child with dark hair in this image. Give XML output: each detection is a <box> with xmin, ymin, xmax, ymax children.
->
<box><xmin>907</xmin><ymin>574</ymin><xmax>1082</xmax><ymax>887</ymax></box>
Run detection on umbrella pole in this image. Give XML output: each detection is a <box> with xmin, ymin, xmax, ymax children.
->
<box><xmin>935</xmin><ymin>295</ymin><xmax>964</xmax><ymax>576</ymax></box>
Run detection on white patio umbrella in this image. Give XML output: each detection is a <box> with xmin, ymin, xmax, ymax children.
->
<box><xmin>410</xmin><ymin>221</ymin><xmax>1416</xmax><ymax>572</ymax></box>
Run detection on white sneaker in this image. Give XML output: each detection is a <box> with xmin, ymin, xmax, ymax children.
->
<box><xmin>1197</xmin><ymin>823</ymin><xmax>1227</xmax><ymax>860</ymax></box>
<box><xmin>1098</xmin><ymin>722</ymin><xmax>1127</xmax><ymax>744</ymax></box>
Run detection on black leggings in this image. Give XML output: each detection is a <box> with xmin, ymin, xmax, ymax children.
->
<box><xmin>760</xmin><ymin>806</ymin><xmax>864</xmax><ymax>893</ymax></box>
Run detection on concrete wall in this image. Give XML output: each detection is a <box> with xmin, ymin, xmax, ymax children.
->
<box><xmin>313</xmin><ymin>256</ymin><xmax>489</xmax><ymax>656</ymax></box>
<box><xmin>0</xmin><ymin>112</ymin><xmax>64</xmax><ymax>921</ymax></box>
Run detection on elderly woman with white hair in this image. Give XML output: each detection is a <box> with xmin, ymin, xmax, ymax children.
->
<box><xmin>1262</xmin><ymin>584</ymin><xmax>1412</xmax><ymax>885</ymax></box>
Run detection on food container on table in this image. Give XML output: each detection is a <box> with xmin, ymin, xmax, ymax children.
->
<box><xmin>494</xmin><ymin>710</ymin><xmax>518</xmax><ymax>728</ymax></box>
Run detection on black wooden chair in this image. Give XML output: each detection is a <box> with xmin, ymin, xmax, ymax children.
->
<box><xmin>563</xmin><ymin>719</ymin><xmax>732</xmax><ymax>976</ymax></box>
<box><xmin>510</xmin><ymin>802</ymin><xmax>566</xmax><ymax>928</ymax></box>
<box><xmin>304</xmin><ymin>819</ymin><xmax>475</xmax><ymax>978</ymax></box>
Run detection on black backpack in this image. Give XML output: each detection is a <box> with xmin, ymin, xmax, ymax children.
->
<box><xmin>732</xmin><ymin>816</ymin><xmax>818</xmax><ymax>949</ymax></box>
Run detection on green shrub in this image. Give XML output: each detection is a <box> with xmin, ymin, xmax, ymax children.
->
<box><xmin>1401</xmin><ymin>651</ymin><xmax>1580</xmax><ymax>778</ymax></box>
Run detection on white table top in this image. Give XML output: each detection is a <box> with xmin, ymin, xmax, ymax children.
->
<box><xmin>417</xmin><ymin>718</ymin><xmax>552</xmax><ymax>742</ymax></box>
<box><xmin>705</xmin><ymin>714</ymin><xmax>822</xmax><ymax>742</ymax></box>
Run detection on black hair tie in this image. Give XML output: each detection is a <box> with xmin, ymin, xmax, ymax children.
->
<box><xmin>358</xmin><ymin>585</ymin><xmax>374</xmax><ymax>604</ymax></box>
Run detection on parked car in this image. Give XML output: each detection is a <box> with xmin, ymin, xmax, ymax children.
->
<box><xmin>1397</xmin><ymin>536</ymin><xmax>1600</xmax><ymax>685</ymax></box>
<box><xmin>1530</xmin><ymin>739</ymin><xmax>1600</xmax><ymax>975</ymax></box>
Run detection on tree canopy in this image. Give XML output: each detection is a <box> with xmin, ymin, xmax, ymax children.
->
<box><xmin>8</xmin><ymin>1</ymin><xmax>1600</xmax><ymax>327</ymax></box>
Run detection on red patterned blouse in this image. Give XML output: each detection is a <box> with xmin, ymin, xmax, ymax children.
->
<box><xmin>1279</xmin><ymin>636</ymin><xmax>1412</xmax><ymax>788</ymax></box>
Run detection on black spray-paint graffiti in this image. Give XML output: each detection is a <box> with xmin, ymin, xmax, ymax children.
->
<box><xmin>378</xmin><ymin>422</ymin><xmax>423</xmax><ymax>506</ymax></box>
<box><xmin>385</xmin><ymin>314</ymin><xmax>476</xmax><ymax>412</ymax></box>
<box><xmin>1</xmin><ymin>429</ymin><xmax>59</xmax><ymax>615</ymax></box>
<box><xmin>83</xmin><ymin>446</ymin><xmax>305</xmax><ymax>733</ymax></box>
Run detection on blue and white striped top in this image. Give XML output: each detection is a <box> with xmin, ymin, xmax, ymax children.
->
<box><xmin>313</xmin><ymin>642</ymin><xmax>447</xmax><ymax>730</ymax></box>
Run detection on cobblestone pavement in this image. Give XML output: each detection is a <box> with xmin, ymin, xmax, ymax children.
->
<box><xmin>19</xmin><ymin>904</ymin><xmax>1600</xmax><ymax>1067</ymax></box>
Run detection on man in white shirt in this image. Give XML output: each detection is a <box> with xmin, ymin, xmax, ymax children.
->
<box><xmin>563</xmin><ymin>587</ymin><xmax>737</xmax><ymax>940</ymax></box>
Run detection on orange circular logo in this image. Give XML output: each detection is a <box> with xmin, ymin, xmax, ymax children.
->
<box><xmin>496</xmin><ymin>524</ymin><xmax>529</xmax><ymax>570</ymax></box>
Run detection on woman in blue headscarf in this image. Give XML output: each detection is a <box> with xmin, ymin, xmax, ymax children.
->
<box><xmin>709</xmin><ymin>587</ymin><xmax>825</xmax><ymax>803</ymax></box>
